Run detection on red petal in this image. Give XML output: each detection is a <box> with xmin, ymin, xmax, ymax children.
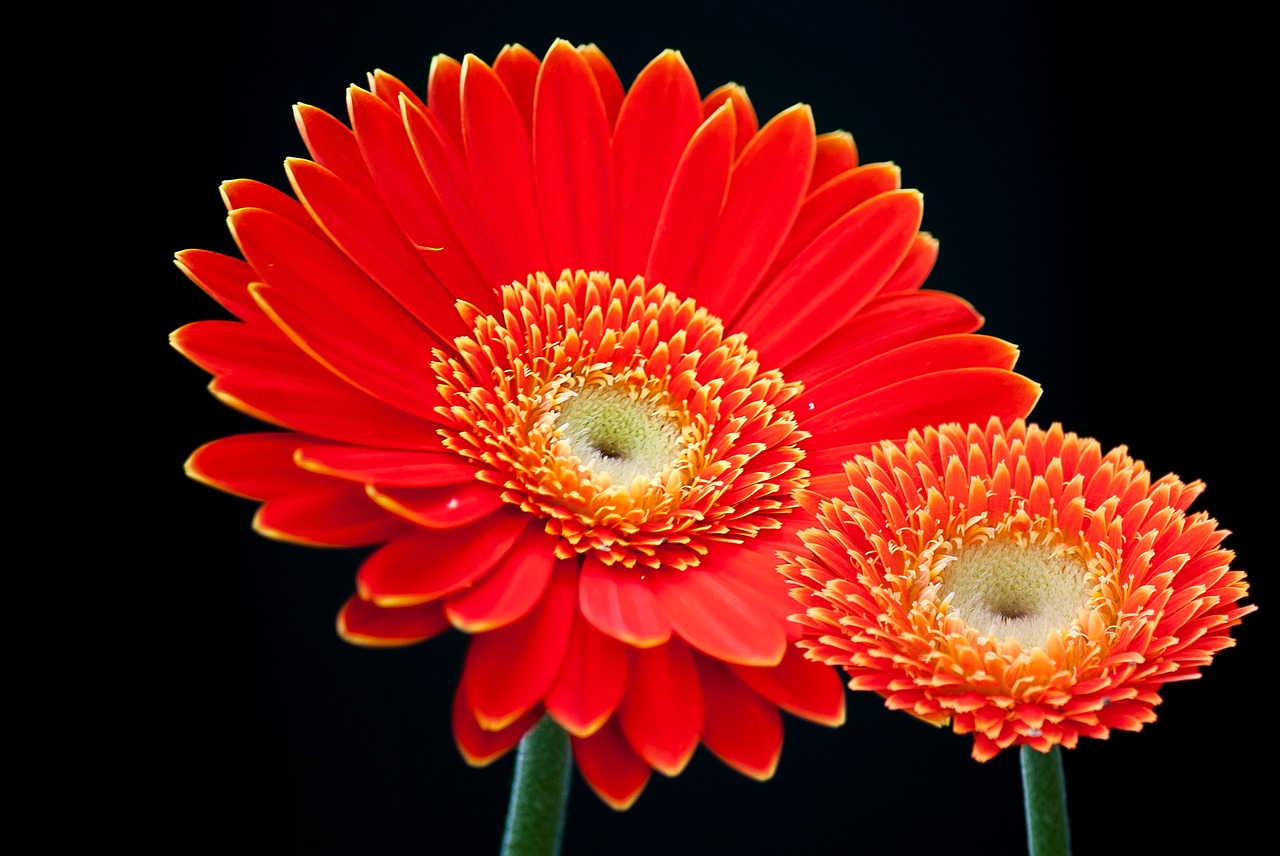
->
<box><xmin>653</xmin><ymin>565</ymin><xmax>787</xmax><ymax>667</ymax></box>
<box><xmin>571</xmin><ymin>718</ymin><xmax>650</xmax><ymax>810</ymax></box>
<box><xmin>810</xmin><ymin>130</ymin><xmax>859</xmax><ymax>191</ymax></box>
<box><xmin>427</xmin><ymin>54</ymin><xmax>464</xmax><ymax>151</ymax></box>
<box><xmin>185</xmin><ymin>432</ymin><xmax>317</xmax><ymax>498</ymax></box>
<box><xmin>356</xmin><ymin>509</ymin><xmax>529</xmax><ymax>606</ymax></box>
<box><xmin>460</xmin><ymin>54</ymin><xmax>550</xmax><ymax>280</ymax></box>
<box><xmin>643</xmin><ymin>102</ymin><xmax>736</xmax><ymax>294</ymax></box>
<box><xmin>802</xmin><ymin>367</ymin><xmax>1043</xmax><ymax>446</ymax></box>
<box><xmin>612</xmin><ymin>49</ymin><xmax>703</xmax><ymax>278</ymax></box>
<box><xmin>229</xmin><ymin>208</ymin><xmax>445</xmax><ymax>420</ymax></box>
<box><xmin>452</xmin><ymin>688</ymin><xmax>540</xmax><ymax>767</ymax></box>
<box><xmin>285</xmin><ymin>156</ymin><xmax>467</xmax><ymax>342</ymax></box>
<box><xmin>174</xmin><ymin>321</ymin><xmax>442</xmax><ymax>449</ymax></box>
<box><xmin>369</xmin><ymin>482</ymin><xmax>506</xmax><ymax>528</ymax></box>
<box><xmin>493</xmin><ymin>43</ymin><xmax>540</xmax><ymax>132</ymax></box>
<box><xmin>255</xmin><ymin>484</ymin><xmax>408</xmax><ymax>546</ymax></box>
<box><xmin>461</xmin><ymin>560</ymin><xmax>577</xmax><ymax>730</ymax></box>
<box><xmin>368</xmin><ymin>68</ymin><xmax>426</xmax><ymax>113</ymax></box>
<box><xmin>534</xmin><ymin>39</ymin><xmax>615</xmax><ymax>272</ymax></box>
<box><xmin>346</xmin><ymin>87</ymin><xmax>494</xmax><ymax>309</ymax></box>
<box><xmin>880</xmin><ymin>232</ymin><xmax>939</xmax><ymax>294</ymax></box>
<box><xmin>617</xmin><ymin>638</ymin><xmax>703</xmax><ymax>776</ymax></box>
<box><xmin>296</xmin><ymin>444</ymin><xmax>477</xmax><ymax>487</ymax></box>
<box><xmin>174</xmin><ymin>249</ymin><xmax>270</xmax><ymax>326</ymax></box>
<box><xmin>545</xmin><ymin>602</ymin><xmax>628</xmax><ymax>737</ymax></box>
<box><xmin>445</xmin><ymin>533</ymin><xmax>561</xmax><ymax>633</ymax></box>
<box><xmin>579</xmin><ymin>557</ymin><xmax>672</xmax><ymax>647</ymax></box>
<box><xmin>799</xmin><ymin>334</ymin><xmax>1023</xmax><ymax>433</ymax></box>
<box><xmin>221</xmin><ymin>178</ymin><xmax>325</xmax><ymax>239</ymax></box>
<box><xmin>738</xmin><ymin>189</ymin><xmax>923</xmax><ymax>368</ymax></box>
<box><xmin>692</xmin><ymin>104</ymin><xmax>816</xmax><ymax>321</ymax></box>
<box><xmin>577</xmin><ymin>43</ymin><xmax>624</xmax><ymax>127</ymax></box>
<box><xmin>694</xmin><ymin>654</ymin><xmax>783</xmax><ymax>780</ymax></box>
<box><xmin>294</xmin><ymin>104</ymin><xmax>380</xmax><ymax>200</ymax></box>
<box><xmin>702</xmin><ymin>83</ymin><xmax>757</xmax><ymax>154</ymax></box>
<box><xmin>784</xmin><ymin>290</ymin><xmax>984</xmax><ymax>382</ymax></box>
<box><xmin>731</xmin><ymin>643</ymin><xmax>847</xmax><ymax>726</ymax></box>
<box><xmin>336</xmin><ymin>595</ymin><xmax>450</xmax><ymax>647</ymax></box>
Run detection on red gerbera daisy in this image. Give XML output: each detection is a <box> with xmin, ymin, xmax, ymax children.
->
<box><xmin>783</xmin><ymin>417</ymin><xmax>1254</xmax><ymax>762</ymax></box>
<box><xmin>172</xmin><ymin>39</ymin><xmax>1041</xmax><ymax>807</ymax></box>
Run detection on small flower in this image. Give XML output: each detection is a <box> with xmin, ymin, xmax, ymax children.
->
<box><xmin>173</xmin><ymin>39</ymin><xmax>1042</xmax><ymax>807</ymax></box>
<box><xmin>782</xmin><ymin>417</ymin><xmax>1255</xmax><ymax>761</ymax></box>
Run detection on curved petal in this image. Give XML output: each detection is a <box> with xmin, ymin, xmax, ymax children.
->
<box><xmin>254</xmin><ymin>485</ymin><xmax>408</xmax><ymax>546</ymax></box>
<box><xmin>653</xmin><ymin>566</ymin><xmax>787</xmax><ymax>667</ymax></box>
<box><xmin>617</xmin><ymin>637</ymin><xmax>703</xmax><ymax>776</ymax></box>
<box><xmin>221</xmin><ymin>178</ymin><xmax>326</xmax><ymax>239</ymax></box>
<box><xmin>693</xmin><ymin>104</ymin><xmax>816</xmax><ymax>321</ymax></box>
<box><xmin>577</xmin><ymin>43</ymin><xmax>624</xmax><ymax>127</ymax></box>
<box><xmin>493</xmin><ymin>43</ymin><xmax>540</xmax><ymax>132</ymax></box>
<box><xmin>355</xmin><ymin>509</ymin><xmax>530</xmax><ymax>606</ymax></box>
<box><xmin>737</xmin><ymin>189</ymin><xmax>923</xmax><ymax>368</ymax></box>
<box><xmin>173</xmin><ymin>249</ymin><xmax>271</xmax><ymax>326</ymax></box>
<box><xmin>579</xmin><ymin>557</ymin><xmax>672</xmax><ymax>647</ymax></box>
<box><xmin>336</xmin><ymin>595</ymin><xmax>451</xmax><ymax>647</ymax></box>
<box><xmin>534</xmin><ymin>39</ymin><xmax>615</xmax><ymax>272</ymax></box>
<box><xmin>880</xmin><ymin>231</ymin><xmax>939</xmax><ymax>294</ymax></box>
<box><xmin>461</xmin><ymin>54</ymin><xmax>550</xmax><ymax>280</ymax></box>
<box><xmin>295</xmin><ymin>444</ymin><xmax>477</xmax><ymax>487</ymax></box>
<box><xmin>294</xmin><ymin>103</ymin><xmax>379</xmax><ymax>200</ymax></box>
<box><xmin>426</xmin><ymin>53</ymin><xmax>464</xmax><ymax>151</ymax></box>
<box><xmin>368</xmin><ymin>68</ymin><xmax>426</xmax><ymax>113</ymax></box>
<box><xmin>612</xmin><ymin>48</ymin><xmax>703</xmax><ymax>277</ymax></box>
<box><xmin>185</xmin><ymin>432</ymin><xmax>318</xmax><ymax>498</ymax></box>
<box><xmin>461</xmin><ymin>559</ymin><xmax>577</xmax><ymax>730</ymax></box>
<box><xmin>644</xmin><ymin>102</ymin><xmax>736</xmax><ymax>294</ymax></box>
<box><xmin>571</xmin><ymin>718</ymin><xmax>650</xmax><ymax>810</ymax></box>
<box><xmin>545</xmin><ymin>601</ymin><xmax>628</xmax><ymax>737</ymax></box>
<box><xmin>702</xmin><ymin>83</ymin><xmax>757</xmax><ymax>154</ymax></box>
<box><xmin>731</xmin><ymin>643</ymin><xmax>847</xmax><ymax>726</ymax></box>
<box><xmin>694</xmin><ymin>654</ymin><xmax>783</xmax><ymax>780</ymax></box>
<box><xmin>347</xmin><ymin>87</ymin><xmax>494</xmax><ymax>308</ymax></box>
<box><xmin>445</xmin><ymin>533</ymin><xmax>561</xmax><ymax>633</ymax></box>
<box><xmin>369</xmin><ymin>481</ymin><xmax>506</xmax><ymax>528</ymax></box>
<box><xmin>809</xmin><ymin>130</ymin><xmax>859</xmax><ymax>191</ymax></box>
<box><xmin>285</xmin><ymin>156</ymin><xmax>466</xmax><ymax>342</ymax></box>
<box><xmin>452</xmin><ymin>689</ymin><xmax>540</xmax><ymax>767</ymax></box>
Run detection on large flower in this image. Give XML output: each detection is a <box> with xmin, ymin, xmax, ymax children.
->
<box><xmin>173</xmin><ymin>39</ymin><xmax>1041</xmax><ymax>807</ymax></box>
<box><xmin>783</xmin><ymin>417</ymin><xmax>1254</xmax><ymax>761</ymax></box>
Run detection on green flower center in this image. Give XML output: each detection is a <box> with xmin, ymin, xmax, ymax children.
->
<box><xmin>555</xmin><ymin>385</ymin><xmax>683</xmax><ymax>488</ymax></box>
<box><xmin>939</xmin><ymin>539</ymin><xmax>1092</xmax><ymax>648</ymax></box>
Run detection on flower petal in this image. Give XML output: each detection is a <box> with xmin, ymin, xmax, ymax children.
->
<box><xmin>612</xmin><ymin>48</ymin><xmax>703</xmax><ymax>277</ymax></box>
<box><xmin>369</xmin><ymin>482</ymin><xmax>506</xmax><ymax>528</ymax></box>
<box><xmin>880</xmin><ymin>231</ymin><xmax>939</xmax><ymax>294</ymax></box>
<box><xmin>653</xmin><ymin>565</ymin><xmax>787</xmax><ymax>667</ymax></box>
<box><xmin>731</xmin><ymin>643</ymin><xmax>847</xmax><ymax>726</ymax></box>
<box><xmin>578</xmin><ymin>558</ymin><xmax>673</xmax><ymax>647</ymax></box>
<box><xmin>173</xmin><ymin>249</ymin><xmax>270</xmax><ymax>326</ymax></box>
<box><xmin>426</xmin><ymin>53</ymin><xmax>464</xmax><ymax>150</ymax></box>
<box><xmin>694</xmin><ymin>654</ymin><xmax>783</xmax><ymax>780</ymax></box>
<box><xmin>534</xmin><ymin>39</ymin><xmax>616</xmax><ymax>272</ymax></box>
<box><xmin>294</xmin><ymin>103</ymin><xmax>380</xmax><ymax>200</ymax></box>
<box><xmin>461</xmin><ymin>559</ymin><xmax>577</xmax><ymax>730</ymax></box>
<box><xmin>445</xmin><ymin>534</ymin><xmax>560</xmax><ymax>633</ymax></box>
<box><xmin>355</xmin><ymin>509</ymin><xmax>529</xmax><ymax>606</ymax></box>
<box><xmin>452</xmin><ymin>690</ymin><xmax>540</xmax><ymax>767</ymax></box>
<box><xmin>295</xmin><ymin>444</ymin><xmax>476</xmax><ymax>488</ymax></box>
<box><xmin>493</xmin><ymin>43</ymin><xmax>540</xmax><ymax>132</ymax></box>
<box><xmin>185</xmin><ymin>432</ymin><xmax>319</xmax><ymax>498</ymax></box>
<box><xmin>255</xmin><ymin>484</ymin><xmax>408</xmax><ymax>546</ymax></box>
<box><xmin>571</xmin><ymin>718</ymin><xmax>650</xmax><ymax>810</ymax></box>
<box><xmin>336</xmin><ymin>595</ymin><xmax>451</xmax><ymax>647</ymax></box>
<box><xmin>809</xmin><ymin>130</ymin><xmax>859</xmax><ymax>191</ymax></box>
<box><xmin>617</xmin><ymin>637</ymin><xmax>703</xmax><ymax>776</ymax></box>
<box><xmin>545</xmin><ymin>602</ymin><xmax>629</xmax><ymax>737</ymax></box>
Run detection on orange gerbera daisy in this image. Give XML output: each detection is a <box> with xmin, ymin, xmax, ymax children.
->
<box><xmin>172</xmin><ymin>39</ymin><xmax>1041</xmax><ymax>807</ymax></box>
<box><xmin>783</xmin><ymin>417</ymin><xmax>1254</xmax><ymax>762</ymax></box>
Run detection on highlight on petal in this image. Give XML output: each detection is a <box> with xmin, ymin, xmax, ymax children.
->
<box><xmin>175</xmin><ymin>39</ymin><xmax>1045</xmax><ymax>808</ymax></box>
<box><xmin>782</xmin><ymin>417</ymin><xmax>1254</xmax><ymax>761</ymax></box>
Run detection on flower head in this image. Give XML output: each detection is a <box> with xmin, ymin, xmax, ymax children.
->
<box><xmin>173</xmin><ymin>39</ymin><xmax>1041</xmax><ymax>807</ymax></box>
<box><xmin>783</xmin><ymin>417</ymin><xmax>1254</xmax><ymax>761</ymax></box>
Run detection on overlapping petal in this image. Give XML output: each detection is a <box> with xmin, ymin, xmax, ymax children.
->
<box><xmin>175</xmin><ymin>39</ymin><xmax>1043</xmax><ymax>805</ymax></box>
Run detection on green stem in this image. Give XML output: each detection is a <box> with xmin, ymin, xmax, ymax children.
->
<box><xmin>500</xmin><ymin>714</ymin><xmax>572</xmax><ymax>856</ymax></box>
<box><xmin>1020</xmin><ymin>745</ymin><xmax>1071</xmax><ymax>856</ymax></box>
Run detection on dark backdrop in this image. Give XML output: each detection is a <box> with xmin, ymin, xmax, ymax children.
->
<box><xmin>142</xmin><ymin>2</ymin><xmax>1269</xmax><ymax>854</ymax></box>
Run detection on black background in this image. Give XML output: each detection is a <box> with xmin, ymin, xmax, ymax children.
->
<box><xmin>139</xmin><ymin>2</ymin><xmax>1269</xmax><ymax>854</ymax></box>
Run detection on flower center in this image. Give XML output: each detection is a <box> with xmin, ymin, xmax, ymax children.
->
<box><xmin>434</xmin><ymin>270</ymin><xmax>810</xmax><ymax>570</ymax></box>
<box><xmin>555</xmin><ymin>384</ymin><xmax>683</xmax><ymax>488</ymax></box>
<box><xmin>939</xmin><ymin>539</ymin><xmax>1092</xmax><ymax>648</ymax></box>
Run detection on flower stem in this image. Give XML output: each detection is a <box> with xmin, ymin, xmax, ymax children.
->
<box><xmin>1020</xmin><ymin>745</ymin><xmax>1071</xmax><ymax>856</ymax></box>
<box><xmin>500</xmin><ymin>714</ymin><xmax>572</xmax><ymax>856</ymax></box>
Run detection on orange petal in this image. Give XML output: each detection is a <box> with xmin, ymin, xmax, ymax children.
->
<box><xmin>731</xmin><ymin>643</ymin><xmax>847</xmax><ymax>726</ymax></box>
<box><xmin>445</xmin><ymin>533</ymin><xmax>560</xmax><ymax>633</ymax></box>
<box><xmin>578</xmin><ymin>558</ymin><xmax>672</xmax><ymax>647</ymax></box>
<box><xmin>545</xmin><ymin>602</ymin><xmax>628</xmax><ymax>737</ymax></box>
<box><xmin>617</xmin><ymin>638</ymin><xmax>703</xmax><ymax>776</ymax></box>
<box><xmin>571</xmin><ymin>718</ymin><xmax>650</xmax><ymax>810</ymax></box>
<box><xmin>694</xmin><ymin>654</ymin><xmax>783</xmax><ymax>780</ymax></box>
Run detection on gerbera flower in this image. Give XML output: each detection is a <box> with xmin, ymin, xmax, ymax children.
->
<box><xmin>782</xmin><ymin>417</ymin><xmax>1254</xmax><ymax>762</ymax></box>
<box><xmin>172</xmin><ymin>39</ymin><xmax>1041</xmax><ymax>808</ymax></box>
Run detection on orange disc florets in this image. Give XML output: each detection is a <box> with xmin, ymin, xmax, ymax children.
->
<box><xmin>435</xmin><ymin>269</ymin><xmax>810</xmax><ymax>570</ymax></box>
